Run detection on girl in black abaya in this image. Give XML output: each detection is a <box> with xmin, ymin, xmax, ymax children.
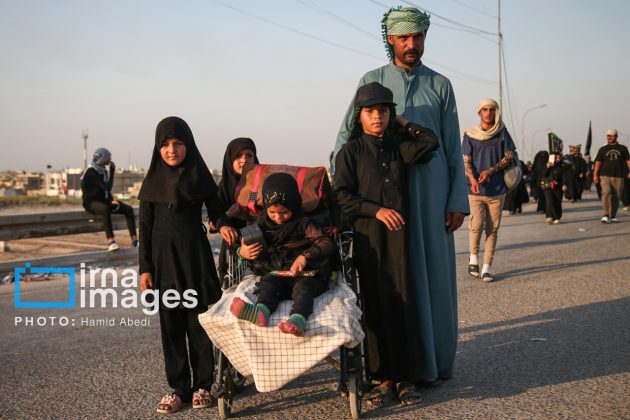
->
<box><xmin>138</xmin><ymin>116</ymin><xmax>225</xmax><ymax>414</ymax></box>
<box><xmin>215</xmin><ymin>138</ymin><xmax>259</xmax><ymax>283</ymax></box>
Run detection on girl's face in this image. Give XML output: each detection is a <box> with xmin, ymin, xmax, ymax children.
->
<box><xmin>359</xmin><ymin>104</ymin><xmax>390</xmax><ymax>136</ymax></box>
<box><xmin>232</xmin><ymin>148</ymin><xmax>256</xmax><ymax>175</ymax></box>
<box><xmin>266</xmin><ymin>203</ymin><xmax>293</xmax><ymax>225</ymax></box>
<box><xmin>160</xmin><ymin>138</ymin><xmax>187</xmax><ymax>167</ymax></box>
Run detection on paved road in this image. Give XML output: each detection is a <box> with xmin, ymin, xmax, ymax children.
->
<box><xmin>1</xmin><ymin>192</ymin><xmax>628</xmax><ymax>419</ymax></box>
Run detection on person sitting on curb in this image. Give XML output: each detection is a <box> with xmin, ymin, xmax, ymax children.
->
<box><xmin>81</xmin><ymin>147</ymin><xmax>137</xmax><ymax>251</ymax></box>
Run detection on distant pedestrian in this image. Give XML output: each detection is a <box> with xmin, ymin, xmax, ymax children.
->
<box><xmin>564</xmin><ymin>144</ymin><xmax>587</xmax><ymax>202</ymax></box>
<box><xmin>593</xmin><ymin>128</ymin><xmax>630</xmax><ymax>223</ymax></box>
<box><xmin>531</xmin><ymin>150</ymin><xmax>549</xmax><ymax>212</ymax></box>
<box><xmin>80</xmin><ymin>147</ymin><xmax>137</xmax><ymax>251</ymax></box>
<box><xmin>462</xmin><ymin>98</ymin><xmax>516</xmax><ymax>282</ymax></box>
<box><xmin>504</xmin><ymin>159</ymin><xmax>529</xmax><ymax>214</ymax></box>
<box><xmin>541</xmin><ymin>152</ymin><xmax>567</xmax><ymax>224</ymax></box>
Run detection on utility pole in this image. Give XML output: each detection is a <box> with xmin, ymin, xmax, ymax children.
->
<box><xmin>498</xmin><ymin>0</ymin><xmax>502</xmax><ymax>111</ymax></box>
<box><xmin>81</xmin><ymin>129</ymin><xmax>88</xmax><ymax>170</ymax></box>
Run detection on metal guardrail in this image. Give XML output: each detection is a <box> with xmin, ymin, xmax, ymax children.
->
<box><xmin>0</xmin><ymin>208</ymin><xmax>141</xmax><ymax>276</ymax></box>
<box><xmin>0</xmin><ymin>208</ymin><xmax>139</xmax><ymax>241</ymax></box>
<box><xmin>0</xmin><ymin>208</ymin><xmax>222</xmax><ymax>277</ymax></box>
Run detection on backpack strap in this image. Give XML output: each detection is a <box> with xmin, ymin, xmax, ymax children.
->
<box><xmin>248</xmin><ymin>164</ymin><xmax>266</xmax><ymax>214</ymax></box>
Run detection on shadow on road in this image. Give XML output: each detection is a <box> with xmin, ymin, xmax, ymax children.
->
<box><xmin>496</xmin><ymin>255</ymin><xmax>630</xmax><ymax>279</ymax></box>
<box><xmin>418</xmin><ymin>297</ymin><xmax>630</xmax><ymax>405</ymax></box>
<box><xmin>456</xmin><ymin>232</ymin><xmax>628</xmax><ymax>256</ymax></box>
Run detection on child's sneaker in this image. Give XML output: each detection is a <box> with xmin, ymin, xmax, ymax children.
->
<box><xmin>131</xmin><ymin>239</ymin><xmax>139</xmax><ymax>248</ymax></box>
<box><xmin>108</xmin><ymin>240</ymin><xmax>119</xmax><ymax>252</ymax></box>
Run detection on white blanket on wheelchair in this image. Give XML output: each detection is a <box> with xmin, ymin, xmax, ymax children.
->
<box><xmin>198</xmin><ymin>275</ymin><xmax>364</xmax><ymax>392</ymax></box>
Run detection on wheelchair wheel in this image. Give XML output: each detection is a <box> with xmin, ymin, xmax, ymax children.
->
<box><xmin>215</xmin><ymin>353</ymin><xmax>234</xmax><ymax>419</ymax></box>
<box><xmin>229</xmin><ymin>364</ymin><xmax>247</xmax><ymax>390</ymax></box>
<box><xmin>348</xmin><ymin>373</ymin><xmax>361</xmax><ymax>419</ymax></box>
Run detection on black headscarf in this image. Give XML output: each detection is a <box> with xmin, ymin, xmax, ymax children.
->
<box><xmin>217</xmin><ymin>137</ymin><xmax>259</xmax><ymax>208</ymax></box>
<box><xmin>138</xmin><ymin>116</ymin><xmax>217</xmax><ymax>204</ymax></box>
<box><xmin>257</xmin><ymin>173</ymin><xmax>307</xmax><ymax>246</ymax></box>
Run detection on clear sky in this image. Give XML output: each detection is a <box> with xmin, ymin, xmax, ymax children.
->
<box><xmin>1</xmin><ymin>0</ymin><xmax>629</xmax><ymax>172</ymax></box>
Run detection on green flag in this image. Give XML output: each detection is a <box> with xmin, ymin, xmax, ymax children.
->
<box><xmin>585</xmin><ymin>121</ymin><xmax>592</xmax><ymax>157</ymax></box>
<box><xmin>548</xmin><ymin>131</ymin><xmax>563</xmax><ymax>154</ymax></box>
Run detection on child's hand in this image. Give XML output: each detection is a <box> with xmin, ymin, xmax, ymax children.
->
<box><xmin>290</xmin><ymin>255</ymin><xmax>308</xmax><ymax>276</ymax></box>
<box><xmin>240</xmin><ymin>239</ymin><xmax>262</xmax><ymax>260</ymax></box>
<box><xmin>477</xmin><ymin>170</ymin><xmax>490</xmax><ymax>184</ymax></box>
<box><xmin>469</xmin><ymin>176</ymin><xmax>480</xmax><ymax>195</ymax></box>
<box><xmin>376</xmin><ymin>208</ymin><xmax>405</xmax><ymax>231</ymax></box>
<box><xmin>220</xmin><ymin>226</ymin><xmax>239</xmax><ymax>246</ymax></box>
<box><xmin>140</xmin><ymin>272</ymin><xmax>153</xmax><ymax>292</ymax></box>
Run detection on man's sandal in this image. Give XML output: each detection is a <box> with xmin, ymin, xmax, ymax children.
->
<box><xmin>397</xmin><ymin>382</ymin><xmax>422</xmax><ymax>406</ymax></box>
<box><xmin>468</xmin><ymin>264</ymin><xmax>480</xmax><ymax>277</ymax></box>
<box><xmin>157</xmin><ymin>394</ymin><xmax>183</xmax><ymax>414</ymax></box>
<box><xmin>192</xmin><ymin>388</ymin><xmax>214</xmax><ymax>409</ymax></box>
<box><xmin>365</xmin><ymin>384</ymin><xmax>396</xmax><ymax>408</ymax></box>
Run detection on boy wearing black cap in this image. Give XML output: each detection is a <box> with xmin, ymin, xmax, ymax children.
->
<box><xmin>333</xmin><ymin>82</ymin><xmax>438</xmax><ymax>406</ymax></box>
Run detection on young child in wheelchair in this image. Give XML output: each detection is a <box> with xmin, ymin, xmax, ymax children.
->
<box><xmin>230</xmin><ymin>172</ymin><xmax>335</xmax><ymax>337</ymax></box>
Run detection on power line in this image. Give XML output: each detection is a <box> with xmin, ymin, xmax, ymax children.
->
<box><xmin>212</xmin><ymin>0</ymin><xmax>495</xmax><ymax>85</ymax></box>
<box><xmin>424</xmin><ymin>59</ymin><xmax>495</xmax><ymax>84</ymax></box>
<box><xmin>399</xmin><ymin>0</ymin><xmax>497</xmax><ymax>35</ymax></box>
<box><xmin>446</xmin><ymin>0</ymin><xmax>497</xmax><ymax>19</ymax></box>
<box><xmin>295</xmin><ymin>0</ymin><xmax>379</xmax><ymax>40</ymax></box>
<box><xmin>501</xmin><ymin>40</ymin><xmax>519</xmax><ymax>146</ymax></box>
<box><xmin>210</xmin><ymin>0</ymin><xmax>383</xmax><ymax>61</ymax></box>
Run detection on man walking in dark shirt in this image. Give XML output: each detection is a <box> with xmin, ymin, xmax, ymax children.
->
<box><xmin>593</xmin><ymin>129</ymin><xmax>630</xmax><ymax>223</ymax></box>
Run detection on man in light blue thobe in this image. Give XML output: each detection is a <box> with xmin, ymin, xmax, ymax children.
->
<box><xmin>333</xmin><ymin>7</ymin><xmax>469</xmax><ymax>381</ymax></box>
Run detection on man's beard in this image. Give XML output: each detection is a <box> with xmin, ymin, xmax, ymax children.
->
<box><xmin>399</xmin><ymin>48</ymin><xmax>423</xmax><ymax>66</ymax></box>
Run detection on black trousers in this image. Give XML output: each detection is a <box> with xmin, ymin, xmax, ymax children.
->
<box><xmin>544</xmin><ymin>188</ymin><xmax>563</xmax><ymax>220</ymax></box>
<box><xmin>257</xmin><ymin>274</ymin><xmax>328</xmax><ymax>317</ymax></box>
<box><xmin>86</xmin><ymin>200</ymin><xmax>136</xmax><ymax>239</ymax></box>
<box><xmin>159</xmin><ymin>306</ymin><xmax>214</xmax><ymax>401</ymax></box>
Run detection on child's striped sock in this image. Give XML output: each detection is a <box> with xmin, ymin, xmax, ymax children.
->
<box><xmin>230</xmin><ymin>297</ymin><xmax>269</xmax><ymax>327</ymax></box>
<box><xmin>278</xmin><ymin>313</ymin><xmax>307</xmax><ymax>337</ymax></box>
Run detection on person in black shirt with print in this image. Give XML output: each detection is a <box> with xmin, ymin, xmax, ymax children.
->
<box><xmin>593</xmin><ymin>128</ymin><xmax>630</xmax><ymax>223</ymax></box>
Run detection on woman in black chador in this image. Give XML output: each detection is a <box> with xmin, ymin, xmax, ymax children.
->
<box><xmin>541</xmin><ymin>152</ymin><xmax>567</xmax><ymax>224</ymax></box>
<box><xmin>138</xmin><ymin>116</ymin><xmax>224</xmax><ymax>414</ymax></box>
<box><xmin>334</xmin><ymin>82</ymin><xmax>438</xmax><ymax>407</ymax></box>
<box><xmin>214</xmin><ymin>138</ymin><xmax>259</xmax><ymax>283</ymax></box>
<box><xmin>531</xmin><ymin>150</ymin><xmax>549</xmax><ymax>212</ymax></box>
<box><xmin>504</xmin><ymin>160</ymin><xmax>529</xmax><ymax>214</ymax></box>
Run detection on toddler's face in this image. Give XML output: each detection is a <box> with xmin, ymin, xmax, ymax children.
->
<box><xmin>160</xmin><ymin>138</ymin><xmax>187</xmax><ymax>167</ymax></box>
<box><xmin>232</xmin><ymin>148</ymin><xmax>256</xmax><ymax>175</ymax></box>
<box><xmin>359</xmin><ymin>104</ymin><xmax>390</xmax><ymax>137</ymax></box>
<box><xmin>267</xmin><ymin>203</ymin><xmax>293</xmax><ymax>225</ymax></box>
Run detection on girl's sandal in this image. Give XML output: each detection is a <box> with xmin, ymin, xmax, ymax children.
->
<box><xmin>192</xmin><ymin>388</ymin><xmax>214</xmax><ymax>409</ymax></box>
<box><xmin>157</xmin><ymin>394</ymin><xmax>183</xmax><ymax>414</ymax></box>
<box><xmin>397</xmin><ymin>382</ymin><xmax>422</xmax><ymax>406</ymax></box>
<box><xmin>366</xmin><ymin>384</ymin><xmax>396</xmax><ymax>408</ymax></box>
